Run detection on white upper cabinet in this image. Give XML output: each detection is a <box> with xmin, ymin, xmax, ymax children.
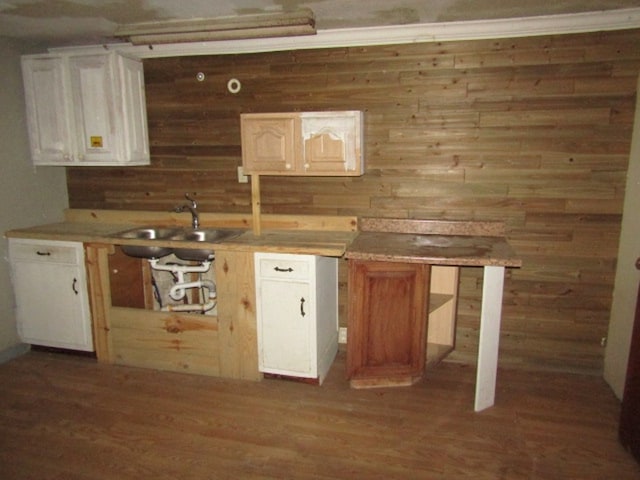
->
<box><xmin>241</xmin><ymin>111</ymin><xmax>364</xmax><ymax>176</ymax></box>
<box><xmin>21</xmin><ymin>51</ymin><xmax>150</xmax><ymax>166</ymax></box>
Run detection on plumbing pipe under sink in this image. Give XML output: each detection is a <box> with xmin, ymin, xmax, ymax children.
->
<box><xmin>148</xmin><ymin>258</ymin><xmax>216</xmax><ymax>313</ymax></box>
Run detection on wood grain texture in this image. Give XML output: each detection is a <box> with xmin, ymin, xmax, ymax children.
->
<box><xmin>1</xmin><ymin>350</ymin><xmax>638</xmax><ymax>480</ymax></box>
<box><xmin>347</xmin><ymin>260</ymin><xmax>430</xmax><ymax>387</ymax></box>
<box><xmin>66</xmin><ymin>29</ymin><xmax>640</xmax><ymax>373</ymax></box>
<box><xmin>109</xmin><ymin>307</ymin><xmax>219</xmax><ymax>376</ymax></box>
<box><xmin>214</xmin><ymin>248</ymin><xmax>261</xmax><ymax>381</ymax></box>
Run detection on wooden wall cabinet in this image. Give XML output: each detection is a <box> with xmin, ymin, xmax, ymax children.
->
<box><xmin>21</xmin><ymin>51</ymin><xmax>149</xmax><ymax>166</ymax></box>
<box><xmin>254</xmin><ymin>253</ymin><xmax>338</xmax><ymax>384</ymax></box>
<box><xmin>241</xmin><ymin>111</ymin><xmax>363</xmax><ymax>176</ymax></box>
<box><xmin>8</xmin><ymin>238</ymin><xmax>93</xmax><ymax>352</ymax></box>
<box><xmin>347</xmin><ymin>260</ymin><xmax>458</xmax><ymax>388</ymax></box>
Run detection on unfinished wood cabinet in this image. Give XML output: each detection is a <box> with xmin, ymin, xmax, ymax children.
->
<box><xmin>347</xmin><ymin>259</ymin><xmax>430</xmax><ymax>388</ymax></box>
<box><xmin>240</xmin><ymin>111</ymin><xmax>363</xmax><ymax>176</ymax></box>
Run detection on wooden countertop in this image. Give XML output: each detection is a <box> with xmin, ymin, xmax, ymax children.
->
<box><xmin>5</xmin><ymin>220</ymin><xmax>356</xmax><ymax>257</ymax></box>
<box><xmin>345</xmin><ymin>231</ymin><xmax>522</xmax><ymax>267</ymax></box>
<box><xmin>5</xmin><ymin>211</ymin><xmax>521</xmax><ymax>266</ymax></box>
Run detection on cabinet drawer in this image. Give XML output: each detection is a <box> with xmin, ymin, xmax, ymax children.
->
<box><xmin>9</xmin><ymin>239</ymin><xmax>82</xmax><ymax>265</ymax></box>
<box><xmin>256</xmin><ymin>253</ymin><xmax>311</xmax><ymax>280</ymax></box>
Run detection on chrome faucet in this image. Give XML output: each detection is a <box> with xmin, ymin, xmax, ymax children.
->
<box><xmin>174</xmin><ymin>193</ymin><xmax>200</xmax><ymax>229</ymax></box>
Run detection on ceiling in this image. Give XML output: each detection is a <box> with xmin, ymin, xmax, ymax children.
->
<box><xmin>1</xmin><ymin>0</ymin><xmax>640</xmax><ymax>47</ymax></box>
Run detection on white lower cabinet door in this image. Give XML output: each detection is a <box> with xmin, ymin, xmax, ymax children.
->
<box><xmin>259</xmin><ymin>278</ymin><xmax>313</xmax><ymax>375</ymax></box>
<box><xmin>255</xmin><ymin>253</ymin><xmax>338</xmax><ymax>384</ymax></box>
<box><xmin>9</xmin><ymin>239</ymin><xmax>93</xmax><ymax>351</ymax></box>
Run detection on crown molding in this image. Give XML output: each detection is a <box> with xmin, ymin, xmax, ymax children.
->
<box><xmin>52</xmin><ymin>7</ymin><xmax>640</xmax><ymax>58</ymax></box>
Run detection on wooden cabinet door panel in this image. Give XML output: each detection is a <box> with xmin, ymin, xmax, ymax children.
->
<box><xmin>301</xmin><ymin>112</ymin><xmax>362</xmax><ymax>174</ymax></box>
<box><xmin>68</xmin><ymin>54</ymin><xmax>117</xmax><ymax>163</ymax></box>
<box><xmin>347</xmin><ymin>260</ymin><xmax>430</xmax><ymax>386</ymax></box>
<box><xmin>21</xmin><ymin>56</ymin><xmax>73</xmax><ymax>164</ymax></box>
<box><xmin>241</xmin><ymin>115</ymin><xmax>298</xmax><ymax>174</ymax></box>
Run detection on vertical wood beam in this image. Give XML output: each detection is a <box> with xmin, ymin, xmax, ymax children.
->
<box><xmin>251</xmin><ymin>174</ymin><xmax>261</xmax><ymax>236</ymax></box>
<box><xmin>215</xmin><ymin>249</ymin><xmax>261</xmax><ymax>381</ymax></box>
<box><xmin>84</xmin><ymin>243</ymin><xmax>114</xmax><ymax>363</ymax></box>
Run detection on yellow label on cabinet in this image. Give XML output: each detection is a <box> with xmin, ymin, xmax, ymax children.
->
<box><xmin>90</xmin><ymin>136</ymin><xmax>103</xmax><ymax>148</ymax></box>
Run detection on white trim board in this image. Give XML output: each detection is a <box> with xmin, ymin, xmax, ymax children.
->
<box><xmin>52</xmin><ymin>7</ymin><xmax>640</xmax><ymax>58</ymax></box>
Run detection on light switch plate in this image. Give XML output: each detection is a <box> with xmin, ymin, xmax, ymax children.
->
<box><xmin>237</xmin><ymin>166</ymin><xmax>249</xmax><ymax>183</ymax></box>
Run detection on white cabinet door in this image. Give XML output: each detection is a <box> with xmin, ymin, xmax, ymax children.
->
<box><xmin>9</xmin><ymin>239</ymin><xmax>93</xmax><ymax>352</ymax></box>
<box><xmin>68</xmin><ymin>54</ymin><xmax>117</xmax><ymax>164</ymax></box>
<box><xmin>21</xmin><ymin>56</ymin><xmax>74</xmax><ymax>164</ymax></box>
<box><xmin>259</xmin><ymin>277</ymin><xmax>313</xmax><ymax>374</ymax></box>
<box><xmin>21</xmin><ymin>51</ymin><xmax>149</xmax><ymax>166</ymax></box>
<box><xmin>255</xmin><ymin>253</ymin><xmax>338</xmax><ymax>383</ymax></box>
<box><xmin>119</xmin><ymin>54</ymin><xmax>150</xmax><ymax>164</ymax></box>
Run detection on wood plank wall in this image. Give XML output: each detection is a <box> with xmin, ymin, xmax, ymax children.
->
<box><xmin>66</xmin><ymin>28</ymin><xmax>640</xmax><ymax>374</ymax></box>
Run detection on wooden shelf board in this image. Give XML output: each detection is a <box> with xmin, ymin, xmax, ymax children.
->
<box><xmin>429</xmin><ymin>293</ymin><xmax>453</xmax><ymax>314</ymax></box>
<box><xmin>426</xmin><ymin>342</ymin><xmax>455</xmax><ymax>367</ymax></box>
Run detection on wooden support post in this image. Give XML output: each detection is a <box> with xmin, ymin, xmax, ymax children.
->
<box><xmin>251</xmin><ymin>174</ymin><xmax>261</xmax><ymax>236</ymax></box>
<box><xmin>84</xmin><ymin>243</ymin><xmax>114</xmax><ymax>363</ymax></box>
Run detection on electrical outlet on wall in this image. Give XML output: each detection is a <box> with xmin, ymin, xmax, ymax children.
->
<box><xmin>237</xmin><ymin>166</ymin><xmax>249</xmax><ymax>183</ymax></box>
<box><xmin>339</xmin><ymin>327</ymin><xmax>347</xmax><ymax>344</ymax></box>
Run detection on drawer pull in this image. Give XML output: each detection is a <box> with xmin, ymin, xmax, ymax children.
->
<box><xmin>274</xmin><ymin>266</ymin><xmax>293</xmax><ymax>273</ymax></box>
<box><xmin>300</xmin><ymin>297</ymin><xmax>306</xmax><ymax>317</ymax></box>
<box><xmin>36</xmin><ymin>250</ymin><xmax>51</xmax><ymax>256</ymax></box>
<box><xmin>72</xmin><ymin>278</ymin><xmax>78</xmax><ymax>295</ymax></box>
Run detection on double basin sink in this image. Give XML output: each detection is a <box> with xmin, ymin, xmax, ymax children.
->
<box><xmin>116</xmin><ymin>226</ymin><xmax>242</xmax><ymax>262</ymax></box>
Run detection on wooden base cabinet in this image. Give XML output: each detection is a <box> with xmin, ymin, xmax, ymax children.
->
<box><xmin>347</xmin><ymin>260</ymin><xmax>431</xmax><ymax>388</ymax></box>
<box><xmin>255</xmin><ymin>253</ymin><xmax>338</xmax><ymax>384</ymax></box>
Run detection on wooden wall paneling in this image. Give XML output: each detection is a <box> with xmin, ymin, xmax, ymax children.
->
<box><xmin>66</xmin><ymin>28</ymin><xmax>640</xmax><ymax>374</ymax></box>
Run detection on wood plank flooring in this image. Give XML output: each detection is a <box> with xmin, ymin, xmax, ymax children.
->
<box><xmin>1</xmin><ymin>350</ymin><xmax>638</xmax><ymax>480</ymax></box>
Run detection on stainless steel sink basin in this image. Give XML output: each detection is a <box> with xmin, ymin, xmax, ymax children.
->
<box><xmin>115</xmin><ymin>226</ymin><xmax>242</xmax><ymax>261</ymax></box>
<box><xmin>171</xmin><ymin>228</ymin><xmax>242</xmax><ymax>261</ymax></box>
<box><xmin>115</xmin><ymin>227</ymin><xmax>182</xmax><ymax>259</ymax></box>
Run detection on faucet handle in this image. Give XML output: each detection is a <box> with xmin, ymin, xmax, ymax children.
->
<box><xmin>184</xmin><ymin>193</ymin><xmax>197</xmax><ymax>209</ymax></box>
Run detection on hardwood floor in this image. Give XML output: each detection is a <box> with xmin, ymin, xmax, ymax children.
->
<box><xmin>1</xmin><ymin>350</ymin><xmax>638</xmax><ymax>480</ymax></box>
